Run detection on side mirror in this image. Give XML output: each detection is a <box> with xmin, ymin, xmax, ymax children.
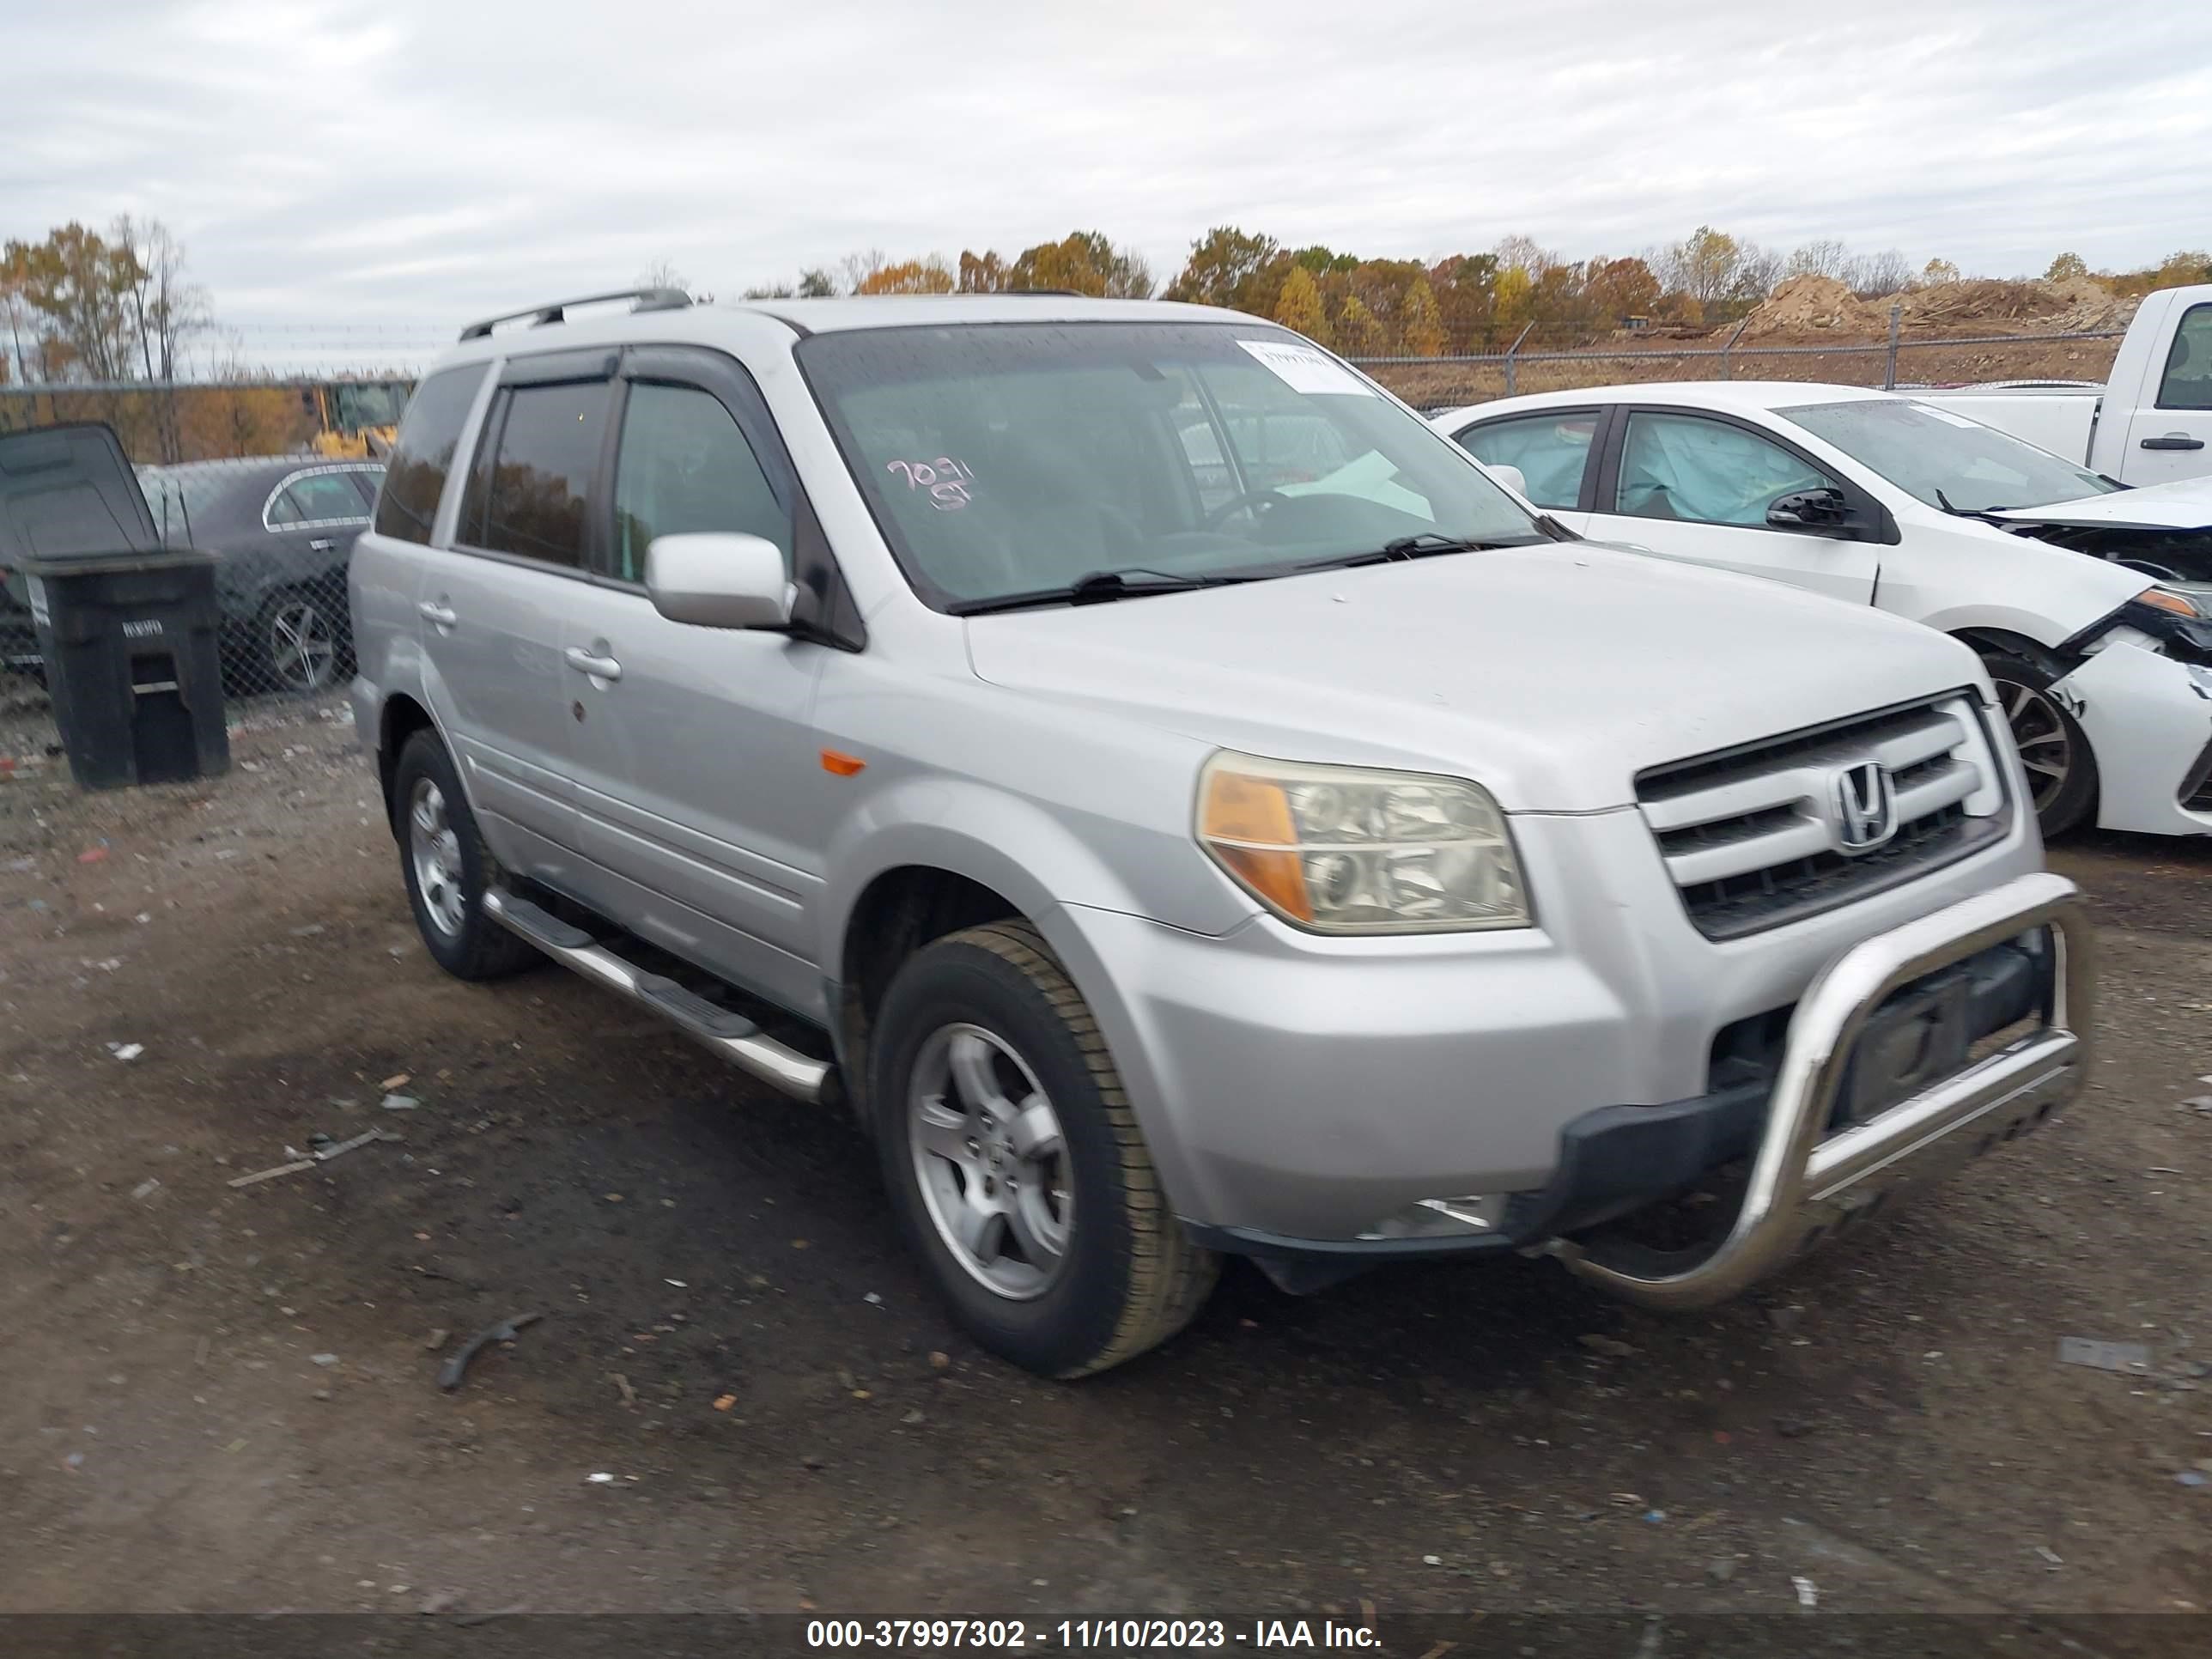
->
<box><xmin>1765</xmin><ymin>487</ymin><xmax>1862</xmax><ymax>534</ymax></box>
<box><xmin>1485</xmin><ymin>462</ymin><xmax>1529</xmax><ymax>499</ymax></box>
<box><xmin>646</xmin><ymin>532</ymin><xmax>794</xmax><ymax>629</ymax></box>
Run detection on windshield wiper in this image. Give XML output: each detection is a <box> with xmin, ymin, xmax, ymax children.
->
<box><xmin>1297</xmin><ymin>532</ymin><xmax>1528</xmax><ymax>573</ymax></box>
<box><xmin>1933</xmin><ymin>488</ymin><xmax>2009</xmax><ymax>525</ymax></box>
<box><xmin>947</xmin><ymin>566</ymin><xmax>1254</xmax><ymax>617</ymax></box>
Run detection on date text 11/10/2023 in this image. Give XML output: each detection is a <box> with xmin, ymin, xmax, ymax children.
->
<box><xmin>804</xmin><ymin>1618</ymin><xmax>1381</xmax><ymax>1649</ymax></box>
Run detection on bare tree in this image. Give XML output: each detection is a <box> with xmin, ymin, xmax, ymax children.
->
<box><xmin>1786</xmin><ymin>239</ymin><xmax>1851</xmax><ymax>280</ymax></box>
<box><xmin>1841</xmin><ymin>248</ymin><xmax>1913</xmax><ymax>297</ymax></box>
<box><xmin>112</xmin><ymin>216</ymin><xmax>210</xmax><ymax>460</ymax></box>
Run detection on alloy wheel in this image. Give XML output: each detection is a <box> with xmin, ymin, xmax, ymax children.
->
<box><xmin>269</xmin><ymin>599</ymin><xmax>337</xmax><ymax>692</ymax></box>
<box><xmin>1992</xmin><ymin>674</ymin><xmax>2074</xmax><ymax>817</ymax></box>
<box><xmin>908</xmin><ymin>1023</ymin><xmax>1073</xmax><ymax>1300</ymax></box>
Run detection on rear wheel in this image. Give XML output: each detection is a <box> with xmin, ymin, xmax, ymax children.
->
<box><xmin>258</xmin><ymin>586</ymin><xmax>344</xmax><ymax>694</ymax></box>
<box><xmin>392</xmin><ymin>730</ymin><xmax>540</xmax><ymax>981</ymax></box>
<box><xmin>871</xmin><ymin>921</ymin><xmax>1218</xmax><ymax>1377</ymax></box>
<box><xmin>1980</xmin><ymin>652</ymin><xmax>2097</xmax><ymax>838</ymax></box>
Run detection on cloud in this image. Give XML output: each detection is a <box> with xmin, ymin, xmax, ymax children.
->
<box><xmin>8</xmin><ymin>0</ymin><xmax>2209</xmax><ymax>366</ymax></box>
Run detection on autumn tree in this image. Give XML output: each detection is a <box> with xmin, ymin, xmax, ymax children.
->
<box><xmin>1333</xmin><ymin>293</ymin><xmax>1385</xmax><ymax>357</ymax></box>
<box><xmin>1165</xmin><ymin>227</ymin><xmax>1280</xmax><ymax>308</ymax></box>
<box><xmin>9</xmin><ymin>222</ymin><xmax>143</xmax><ymax>382</ymax></box>
<box><xmin>1272</xmin><ymin>264</ymin><xmax>1328</xmax><ymax>344</ymax></box>
<box><xmin>1651</xmin><ymin>226</ymin><xmax>1776</xmax><ymax>307</ymax></box>
<box><xmin>1583</xmin><ymin>255</ymin><xmax>1660</xmax><ymax>322</ymax></box>
<box><xmin>957</xmin><ymin>249</ymin><xmax>1011</xmax><ymax>292</ymax></box>
<box><xmin>854</xmin><ymin>258</ymin><xmax>955</xmax><ymax>295</ymax></box>
<box><xmin>1920</xmin><ymin>258</ymin><xmax>1961</xmax><ymax>285</ymax></box>
<box><xmin>1007</xmin><ymin>231</ymin><xmax>1152</xmax><ymax>297</ymax></box>
<box><xmin>1786</xmin><ymin>239</ymin><xmax>1850</xmax><ymax>280</ymax></box>
<box><xmin>2045</xmin><ymin>252</ymin><xmax>2090</xmax><ymax>283</ymax></box>
<box><xmin>1401</xmin><ymin>274</ymin><xmax>1446</xmax><ymax>356</ymax></box>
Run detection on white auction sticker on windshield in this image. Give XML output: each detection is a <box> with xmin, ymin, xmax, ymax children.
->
<box><xmin>1237</xmin><ymin>338</ymin><xmax>1376</xmax><ymax>397</ymax></box>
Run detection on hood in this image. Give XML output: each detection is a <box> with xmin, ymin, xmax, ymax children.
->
<box><xmin>1990</xmin><ymin>477</ymin><xmax>2212</xmax><ymax>533</ymax></box>
<box><xmin>964</xmin><ymin>544</ymin><xmax>1989</xmax><ymax>813</ymax></box>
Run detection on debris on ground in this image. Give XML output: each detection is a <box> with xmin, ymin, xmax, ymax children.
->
<box><xmin>2036</xmin><ymin>1547</ymin><xmax>2064</xmax><ymax>1569</ymax></box>
<box><xmin>107</xmin><ymin>1042</ymin><xmax>143</xmax><ymax>1062</ymax></box>
<box><xmin>713</xmin><ymin>1393</ymin><xmax>737</xmax><ymax>1412</ymax></box>
<box><xmin>611</xmin><ymin>1373</ymin><xmax>637</xmax><ymax>1407</ymax></box>
<box><xmin>2179</xmin><ymin>1471</ymin><xmax>2209</xmax><ymax>1489</ymax></box>
<box><xmin>1792</xmin><ymin>1576</ymin><xmax>1819</xmax><ymax>1608</ymax></box>
<box><xmin>381</xmin><ymin>1094</ymin><xmax>419</xmax><ymax>1111</ymax></box>
<box><xmin>586</xmin><ymin>1472</ymin><xmax>614</xmax><ymax>1485</ymax></box>
<box><xmin>380</xmin><ymin>1073</ymin><xmax>410</xmax><ymax>1091</ymax></box>
<box><xmin>1578</xmin><ymin>1334</ymin><xmax>1636</xmax><ymax>1357</ymax></box>
<box><xmin>2058</xmin><ymin>1338</ymin><xmax>2152</xmax><ymax>1372</ymax></box>
<box><xmin>436</xmin><ymin>1311</ymin><xmax>543</xmax><ymax>1391</ymax></box>
<box><xmin>130</xmin><ymin>1177</ymin><xmax>160</xmax><ymax>1200</ymax></box>
<box><xmin>226</xmin><ymin>1127</ymin><xmax>397</xmax><ymax>1188</ymax></box>
<box><xmin>310</xmin><ymin>1353</ymin><xmax>338</xmax><ymax>1367</ymax></box>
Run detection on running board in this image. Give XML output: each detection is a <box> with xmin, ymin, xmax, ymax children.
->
<box><xmin>481</xmin><ymin>888</ymin><xmax>830</xmax><ymax>1103</ymax></box>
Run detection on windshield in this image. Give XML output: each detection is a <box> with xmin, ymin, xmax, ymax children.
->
<box><xmin>799</xmin><ymin>321</ymin><xmax>1544</xmax><ymax>608</ymax></box>
<box><xmin>1782</xmin><ymin>398</ymin><xmax>2123</xmax><ymax>513</ymax></box>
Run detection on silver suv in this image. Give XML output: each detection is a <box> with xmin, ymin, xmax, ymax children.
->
<box><xmin>350</xmin><ymin>289</ymin><xmax>2094</xmax><ymax>1377</ymax></box>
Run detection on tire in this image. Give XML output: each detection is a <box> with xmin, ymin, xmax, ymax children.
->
<box><xmin>1980</xmin><ymin>651</ymin><xmax>2098</xmax><ymax>838</ymax></box>
<box><xmin>870</xmin><ymin>921</ymin><xmax>1218</xmax><ymax>1378</ymax></box>
<box><xmin>392</xmin><ymin>730</ymin><xmax>540</xmax><ymax>981</ymax></box>
<box><xmin>257</xmin><ymin>586</ymin><xmax>346</xmax><ymax>695</ymax></box>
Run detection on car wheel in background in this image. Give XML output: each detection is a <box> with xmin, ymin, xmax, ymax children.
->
<box><xmin>870</xmin><ymin>921</ymin><xmax>1218</xmax><ymax>1378</ymax></box>
<box><xmin>1981</xmin><ymin>652</ymin><xmax>2098</xmax><ymax>838</ymax></box>
<box><xmin>258</xmin><ymin>586</ymin><xmax>343</xmax><ymax>693</ymax></box>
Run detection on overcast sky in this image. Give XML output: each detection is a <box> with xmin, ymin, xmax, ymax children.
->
<box><xmin>7</xmin><ymin>0</ymin><xmax>2210</xmax><ymax>370</ymax></box>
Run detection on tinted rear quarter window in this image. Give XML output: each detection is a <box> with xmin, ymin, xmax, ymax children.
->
<box><xmin>2156</xmin><ymin>302</ymin><xmax>2212</xmax><ymax>410</ymax></box>
<box><xmin>372</xmin><ymin>365</ymin><xmax>489</xmax><ymax>544</ymax></box>
<box><xmin>462</xmin><ymin>381</ymin><xmax>613</xmax><ymax>568</ymax></box>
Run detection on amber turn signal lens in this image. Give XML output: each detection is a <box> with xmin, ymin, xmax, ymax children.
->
<box><xmin>2137</xmin><ymin>586</ymin><xmax>2202</xmax><ymax>620</ymax></box>
<box><xmin>820</xmin><ymin>749</ymin><xmax>866</xmax><ymax>776</ymax></box>
<box><xmin>1198</xmin><ymin>769</ymin><xmax>1314</xmax><ymax>922</ymax></box>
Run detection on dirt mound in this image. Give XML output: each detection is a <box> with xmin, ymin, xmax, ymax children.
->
<box><xmin>1733</xmin><ymin>276</ymin><xmax>1887</xmax><ymax>337</ymax></box>
<box><xmin>1728</xmin><ymin>273</ymin><xmax>2142</xmax><ymax>342</ymax></box>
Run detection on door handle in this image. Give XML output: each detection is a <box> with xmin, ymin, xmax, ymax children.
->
<box><xmin>564</xmin><ymin>645</ymin><xmax>623</xmax><ymax>682</ymax></box>
<box><xmin>308</xmin><ymin>538</ymin><xmax>337</xmax><ymax>553</ymax></box>
<box><xmin>418</xmin><ymin>600</ymin><xmax>458</xmax><ymax>628</ymax></box>
<box><xmin>2141</xmin><ymin>434</ymin><xmax>2206</xmax><ymax>451</ymax></box>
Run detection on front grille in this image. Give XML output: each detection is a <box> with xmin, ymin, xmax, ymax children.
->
<box><xmin>1638</xmin><ymin>692</ymin><xmax>2011</xmax><ymax>940</ymax></box>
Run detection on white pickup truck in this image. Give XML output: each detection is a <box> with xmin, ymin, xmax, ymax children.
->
<box><xmin>1918</xmin><ymin>283</ymin><xmax>2212</xmax><ymax>485</ymax></box>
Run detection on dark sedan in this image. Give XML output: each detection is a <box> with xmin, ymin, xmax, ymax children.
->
<box><xmin>137</xmin><ymin>458</ymin><xmax>384</xmax><ymax>694</ymax></box>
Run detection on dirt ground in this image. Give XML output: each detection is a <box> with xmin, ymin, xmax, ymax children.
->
<box><xmin>3</xmin><ymin>702</ymin><xmax>2209</xmax><ymax>1627</ymax></box>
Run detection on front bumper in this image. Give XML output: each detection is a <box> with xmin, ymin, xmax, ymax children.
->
<box><xmin>2057</xmin><ymin>639</ymin><xmax>2212</xmax><ymax>836</ymax></box>
<box><xmin>1550</xmin><ymin>870</ymin><xmax>2088</xmax><ymax>1308</ymax></box>
<box><xmin>1059</xmin><ymin>857</ymin><xmax>2087</xmax><ymax>1308</ymax></box>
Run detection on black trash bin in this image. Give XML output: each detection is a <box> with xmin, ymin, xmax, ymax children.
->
<box><xmin>0</xmin><ymin>423</ymin><xmax>229</xmax><ymax>791</ymax></box>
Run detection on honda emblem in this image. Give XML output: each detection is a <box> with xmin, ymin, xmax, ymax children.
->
<box><xmin>1832</xmin><ymin>761</ymin><xmax>1897</xmax><ymax>854</ymax></box>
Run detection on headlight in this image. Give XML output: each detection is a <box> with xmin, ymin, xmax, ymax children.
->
<box><xmin>2139</xmin><ymin>586</ymin><xmax>2203</xmax><ymax>620</ymax></box>
<box><xmin>1196</xmin><ymin>753</ymin><xmax>1529</xmax><ymax>933</ymax></box>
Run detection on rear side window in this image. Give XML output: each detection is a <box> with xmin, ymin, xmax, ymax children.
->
<box><xmin>611</xmin><ymin>383</ymin><xmax>787</xmax><ymax>583</ymax></box>
<box><xmin>2155</xmin><ymin>303</ymin><xmax>2212</xmax><ymax>410</ymax></box>
<box><xmin>274</xmin><ymin>471</ymin><xmax>373</xmax><ymax>527</ymax></box>
<box><xmin>372</xmin><ymin>365</ymin><xmax>489</xmax><ymax>544</ymax></box>
<box><xmin>464</xmin><ymin>381</ymin><xmax>613</xmax><ymax>569</ymax></box>
<box><xmin>1455</xmin><ymin>411</ymin><xmax>1600</xmax><ymax>508</ymax></box>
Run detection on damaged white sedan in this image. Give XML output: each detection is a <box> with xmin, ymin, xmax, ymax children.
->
<box><xmin>1435</xmin><ymin>384</ymin><xmax>2212</xmax><ymax>838</ymax></box>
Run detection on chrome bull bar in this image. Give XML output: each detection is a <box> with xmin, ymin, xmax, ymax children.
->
<box><xmin>1550</xmin><ymin>871</ymin><xmax>2094</xmax><ymax>1310</ymax></box>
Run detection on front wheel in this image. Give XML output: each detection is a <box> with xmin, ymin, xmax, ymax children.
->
<box><xmin>871</xmin><ymin>921</ymin><xmax>1218</xmax><ymax>1377</ymax></box>
<box><xmin>1982</xmin><ymin>652</ymin><xmax>2098</xmax><ymax>838</ymax></box>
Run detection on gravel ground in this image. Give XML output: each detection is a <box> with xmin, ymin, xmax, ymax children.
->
<box><xmin>1</xmin><ymin>697</ymin><xmax>2208</xmax><ymax>1629</ymax></box>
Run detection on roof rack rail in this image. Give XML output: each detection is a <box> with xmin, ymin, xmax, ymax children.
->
<box><xmin>459</xmin><ymin>287</ymin><xmax>692</xmax><ymax>342</ymax></box>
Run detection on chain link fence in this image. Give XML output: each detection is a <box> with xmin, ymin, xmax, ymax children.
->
<box><xmin>1351</xmin><ymin>325</ymin><xmax>2128</xmax><ymax>410</ymax></box>
<box><xmin>1</xmin><ymin>403</ymin><xmax>385</xmax><ymax>761</ymax></box>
